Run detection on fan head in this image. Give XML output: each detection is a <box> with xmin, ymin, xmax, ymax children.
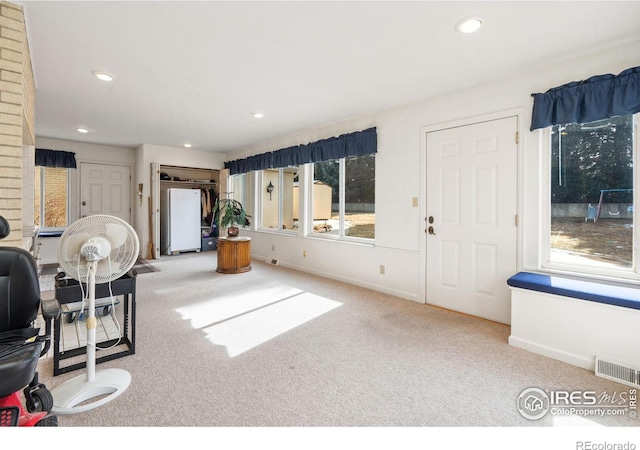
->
<box><xmin>58</xmin><ymin>215</ymin><xmax>140</xmax><ymax>284</ymax></box>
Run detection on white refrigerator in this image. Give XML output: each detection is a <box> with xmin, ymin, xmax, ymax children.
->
<box><xmin>160</xmin><ymin>188</ymin><xmax>201</xmax><ymax>255</ymax></box>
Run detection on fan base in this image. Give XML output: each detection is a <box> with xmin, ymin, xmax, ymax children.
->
<box><xmin>51</xmin><ymin>368</ymin><xmax>131</xmax><ymax>415</ymax></box>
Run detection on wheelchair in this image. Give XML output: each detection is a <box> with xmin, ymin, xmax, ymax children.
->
<box><xmin>0</xmin><ymin>216</ymin><xmax>60</xmax><ymax>426</ymax></box>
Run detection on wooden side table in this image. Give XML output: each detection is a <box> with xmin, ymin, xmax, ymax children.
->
<box><xmin>216</xmin><ymin>237</ymin><xmax>252</xmax><ymax>273</ymax></box>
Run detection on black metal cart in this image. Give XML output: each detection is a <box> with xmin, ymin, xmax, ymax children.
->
<box><xmin>52</xmin><ymin>271</ymin><xmax>136</xmax><ymax>376</ymax></box>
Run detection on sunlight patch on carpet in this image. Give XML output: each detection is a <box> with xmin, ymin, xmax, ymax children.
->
<box><xmin>175</xmin><ymin>282</ymin><xmax>304</xmax><ymax>328</ymax></box>
<box><xmin>203</xmin><ymin>292</ymin><xmax>341</xmax><ymax>357</ymax></box>
<box><xmin>177</xmin><ymin>286</ymin><xmax>342</xmax><ymax>357</ymax></box>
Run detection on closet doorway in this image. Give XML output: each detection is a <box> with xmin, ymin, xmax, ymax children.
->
<box><xmin>150</xmin><ymin>163</ymin><xmax>225</xmax><ymax>259</ymax></box>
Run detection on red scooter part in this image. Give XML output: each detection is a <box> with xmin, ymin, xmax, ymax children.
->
<box><xmin>0</xmin><ymin>391</ymin><xmax>48</xmax><ymax>427</ymax></box>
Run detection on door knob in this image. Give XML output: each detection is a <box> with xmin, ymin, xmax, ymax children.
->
<box><xmin>428</xmin><ymin>226</ymin><xmax>436</xmax><ymax>235</ymax></box>
<box><xmin>81</xmin><ymin>201</ymin><xmax>86</xmax><ymax>206</ymax></box>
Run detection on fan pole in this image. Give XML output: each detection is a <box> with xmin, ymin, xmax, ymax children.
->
<box><xmin>85</xmin><ymin>260</ymin><xmax>97</xmax><ymax>382</ymax></box>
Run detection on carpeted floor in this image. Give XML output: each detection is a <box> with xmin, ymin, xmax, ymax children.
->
<box><xmin>36</xmin><ymin>252</ymin><xmax>637</xmax><ymax>430</ymax></box>
<box><xmin>131</xmin><ymin>258</ymin><xmax>160</xmax><ymax>275</ymax></box>
<box><xmin>40</xmin><ymin>263</ymin><xmax>59</xmax><ymax>276</ymax></box>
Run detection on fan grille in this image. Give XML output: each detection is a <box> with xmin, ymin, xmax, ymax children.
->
<box><xmin>58</xmin><ymin>215</ymin><xmax>139</xmax><ymax>284</ymax></box>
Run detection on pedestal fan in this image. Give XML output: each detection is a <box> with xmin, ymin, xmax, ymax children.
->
<box><xmin>50</xmin><ymin>215</ymin><xmax>139</xmax><ymax>414</ymax></box>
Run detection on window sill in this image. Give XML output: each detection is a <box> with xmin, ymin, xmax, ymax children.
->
<box><xmin>539</xmin><ymin>262</ymin><xmax>640</xmax><ymax>287</ymax></box>
<box><xmin>37</xmin><ymin>229</ymin><xmax>65</xmax><ymax>238</ymax></box>
<box><xmin>250</xmin><ymin>228</ymin><xmax>376</xmax><ymax>247</ymax></box>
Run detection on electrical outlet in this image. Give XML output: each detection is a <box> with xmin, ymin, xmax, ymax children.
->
<box><xmin>272</xmin><ymin>245</ymin><xmax>275</xmax><ymax>251</ymax></box>
<box><xmin>380</xmin><ymin>265</ymin><xmax>385</xmax><ymax>275</ymax></box>
<box><xmin>303</xmin><ymin>250</ymin><xmax>307</xmax><ymax>258</ymax></box>
<box><xmin>412</xmin><ymin>197</ymin><xmax>418</xmax><ymax>208</ymax></box>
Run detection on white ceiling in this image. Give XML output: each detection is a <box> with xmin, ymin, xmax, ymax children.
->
<box><xmin>21</xmin><ymin>1</ymin><xmax>640</xmax><ymax>154</ymax></box>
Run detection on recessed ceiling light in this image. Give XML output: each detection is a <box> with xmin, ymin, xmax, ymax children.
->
<box><xmin>252</xmin><ymin>112</ymin><xmax>264</xmax><ymax>119</ymax></box>
<box><xmin>92</xmin><ymin>70</ymin><xmax>114</xmax><ymax>82</ymax></box>
<box><xmin>184</xmin><ymin>143</ymin><xmax>192</xmax><ymax>148</ymax></box>
<box><xmin>455</xmin><ymin>16</ymin><xmax>483</xmax><ymax>34</ymax></box>
<box><xmin>77</xmin><ymin>128</ymin><xmax>88</xmax><ymax>133</ymax></box>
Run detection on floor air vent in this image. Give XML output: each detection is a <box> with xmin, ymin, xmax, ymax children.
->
<box><xmin>595</xmin><ymin>356</ymin><xmax>640</xmax><ymax>388</ymax></box>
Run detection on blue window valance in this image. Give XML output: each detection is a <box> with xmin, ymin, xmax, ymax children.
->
<box><xmin>35</xmin><ymin>149</ymin><xmax>77</xmax><ymax>168</ymax></box>
<box><xmin>225</xmin><ymin>127</ymin><xmax>377</xmax><ymax>175</ymax></box>
<box><xmin>530</xmin><ymin>66</ymin><xmax>640</xmax><ymax>131</ymax></box>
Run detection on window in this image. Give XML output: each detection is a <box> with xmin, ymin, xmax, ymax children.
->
<box><xmin>34</xmin><ymin>166</ymin><xmax>68</xmax><ymax>229</ymax></box>
<box><xmin>259</xmin><ymin>167</ymin><xmax>298</xmax><ymax>232</ymax></box>
<box><xmin>345</xmin><ymin>154</ymin><xmax>375</xmax><ymax>239</ymax></box>
<box><xmin>311</xmin><ymin>154</ymin><xmax>375</xmax><ymax>239</ymax></box>
<box><xmin>544</xmin><ymin>114</ymin><xmax>637</xmax><ymax>276</ymax></box>
<box><xmin>229</xmin><ymin>172</ymin><xmax>254</xmax><ymax>228</ymax></box>
<box><xmin>311</xmin><ymin>160</ymin><xmax>338</xmax><ymax>235</ymax></box>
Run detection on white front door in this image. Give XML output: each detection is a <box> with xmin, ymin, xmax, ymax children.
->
<box><xmin>426</xmin><ymin>116</ymin><xmax>518</xmax><ymax>324</ymax></box>
<box><xmin>79</xmin><ymin>163</ymin><xmax>131</xmax><ymax>223</ymax></box>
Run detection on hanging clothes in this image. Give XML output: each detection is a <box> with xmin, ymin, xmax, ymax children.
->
<box><xmin>201</xmin><ymin>189</ymin><xmax>207</xmax><ymax>220</ymax></box>
<box><xmin>205</xmin><ymin>188</ymin><xmax>212</xmax><ymax>215</ymax></box>
<box><xmin>199</xmin><ymin>187</ymin><xmax>216</xmax><ymax>224</ymax></box>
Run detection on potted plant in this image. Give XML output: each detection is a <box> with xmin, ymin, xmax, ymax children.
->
<box><xmin>212</xmin><ymin>197</ymin><xmax>251</xmax><ymax>237</ymax></box>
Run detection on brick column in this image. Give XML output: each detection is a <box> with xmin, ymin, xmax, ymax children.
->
<box><xmin>0</xmin><ymin>2</ymin><xmax>34</xmax><ymax>248</ymax></box>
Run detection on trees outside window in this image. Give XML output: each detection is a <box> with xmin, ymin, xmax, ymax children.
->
<box><xmin>546</xmin><ymin>114</ymin><xmax>636</xmax><ymax>272</ymax></box>
<box><xmin>34</xmin><ymin>166</ymin><xmax>68</xmax><ymax>229</ymax></box>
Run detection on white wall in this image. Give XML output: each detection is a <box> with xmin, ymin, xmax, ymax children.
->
<box><xmin>227</xmin><ymin>39</ymin><xmax>640</xmax><ymax>303</ymax></box>
<box><xmin>509</xmin><ymin>287</ymin><xmax>640</xmax><ymax>370</ymax></box>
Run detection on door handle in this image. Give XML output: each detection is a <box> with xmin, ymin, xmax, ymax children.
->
<box><xmin>428</xmin><ymin>226</ymin><xmax>436</xmax><ymax>235</ymax></box>
<box><xmin>81</xmin><ymin>201</ymin><xmax>86</xmax><ymax>206</ymax></box>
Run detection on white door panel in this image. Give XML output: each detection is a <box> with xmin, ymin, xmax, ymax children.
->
<box><xmin>80</xmin><ymin>163</ymin><xmax>131</xmax><ymax>224</ymax></box>
<box><xmin>426</xmin><ymin>116</ymin><xmax>517</xmax><ymax>324</ymax></box>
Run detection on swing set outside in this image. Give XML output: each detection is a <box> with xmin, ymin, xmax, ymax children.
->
<box><xmin>585</xmin><ymin>188</ymin><xmax>633</xmax><ymax>222</ymax></box>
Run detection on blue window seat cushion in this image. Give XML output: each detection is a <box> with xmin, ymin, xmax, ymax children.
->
<box><xmin>507</xmin><ymin>272</ymin><xmax>640</xmax><ymax>311</ymax></box>
<box><xmin>37</xmin><ymin>231</ymin><xmax>63</xmax><ymax>238</ymax></box>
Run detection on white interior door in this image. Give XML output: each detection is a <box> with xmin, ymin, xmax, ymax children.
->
<box><xmin>80</xmin><ymin>162</ymin><xmax>131</xmax><ymax>223</ymax></box>
<box><xmin>426</xmin><ymin>116</ymin><xmax>518</xmax><ymax>324</ymax></box>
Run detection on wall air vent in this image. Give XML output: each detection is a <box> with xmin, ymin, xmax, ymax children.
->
<box><xmin>595</xmin><ymin>356</ymin><xmax>640</xmax><ymax>389</ymax></box>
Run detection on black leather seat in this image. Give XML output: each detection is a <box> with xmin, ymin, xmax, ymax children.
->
<box><xmin>0</xmin><ymin>216</ymin><xmax>60</xmax><ymax>415</ymax></box>
<box><xmin>0</xmin><ymin>247</ymin><xmax>43</xmax><ymax>332</ymax></box>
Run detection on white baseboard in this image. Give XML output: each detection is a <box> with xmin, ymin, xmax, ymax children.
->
<box><xmin>508</xmin><ymin>335</ymin><xmax>594</xmax><ymax>371</ymax></box>
<box><xmin>251</xmin><ymin>254</ymin><xmax>421</xmax><ymax>303</ymax></box>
